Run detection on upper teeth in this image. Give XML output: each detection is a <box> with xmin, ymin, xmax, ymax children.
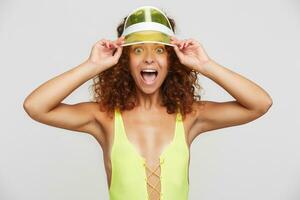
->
<box><xmin>142</xmin><ymin>69</ymin><xmax>157</xmax><ymax>72</ymax></box>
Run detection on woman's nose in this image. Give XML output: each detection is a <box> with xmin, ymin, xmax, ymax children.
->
<box><xmin>144</xmin><ymin>58</ymin><xmax>154</xmax><ymax>65</ymax></box>
<box><xmin>144</xmin><ymin>51</ymin><xmax>155</xmax><ymax>65</ymax></box>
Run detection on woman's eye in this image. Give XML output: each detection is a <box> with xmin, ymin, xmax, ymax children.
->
<box><xmin>134</xmin><ymin>48</ymin><xmax>143</xmax><ymax>54</ymax></box>
<box><xmin>156</xmin><ymin>47</ymin><xmax>164</xmax><ymax>54</ymax></box>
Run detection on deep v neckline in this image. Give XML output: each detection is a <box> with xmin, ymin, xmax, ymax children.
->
<box><xmin>117</xmin><ymin>110</ymin><xmax>178</xmax><ymax>163</ymax></box>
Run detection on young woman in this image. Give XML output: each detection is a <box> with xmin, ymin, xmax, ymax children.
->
<box><xmin>23</xmin><ymin>6</ymin><xmax>272</xmax><ymax>200</ymax></box>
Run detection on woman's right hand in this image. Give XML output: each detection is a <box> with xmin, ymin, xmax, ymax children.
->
<box><xmin>87</xmin><ymin>36</ymin><xmax>125</xmax><ymax>72</ymax></box>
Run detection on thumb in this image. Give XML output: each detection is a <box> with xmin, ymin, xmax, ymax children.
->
<box><xmin>113</xmin><ymin>46</ymin><xmax>123</xmax><ymax>60</ymax></box>
<box><xmin>173</xmin><ymin>45</ymin><xmax>184</xmax><ymax>60</ymax></box>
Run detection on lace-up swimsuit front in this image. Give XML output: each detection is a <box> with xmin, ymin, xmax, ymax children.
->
<box><xmin>109</xmin><ymin>109</ymin><xmax>190</xmax><ymax>200</ymax></box>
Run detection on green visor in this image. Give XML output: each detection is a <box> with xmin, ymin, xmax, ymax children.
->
<box><xmin>121</xmin><ymin>6</ymin><xmax>176</xmax><ymax>47</ymax></box>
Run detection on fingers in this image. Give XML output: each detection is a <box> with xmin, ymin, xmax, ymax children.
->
<box><xmin>170</xmin><ymin>36</ymin><xmax>181</xmax><ymax>47</ymax></box>
<box><xmin>111</xmin><ymin>36</ymin><xmax>125</xmax><ymax>49</ymax></box>
<box><xmin>170</xmin><ymin>37</ymin><xmax>196</xmax><ymax>50</ymax></box>
<box><xmin>97</xmin><ymin>36</ymin><xmax>125</xmax><ymax>49</ymax></box>
<box><xmin>112</xmin><ymin>36</ymin><xmax>125</xmax><ymax>56</ymax></box>
<box><xmin>183</xmin><ymin>39</ymin><xmax>194</xmax><ymax>49</ymax></box>
<box><xmin>115</xmin><ymin>36</ymin><xmax>125</xmax><ymax>45</ymax></box>
<box><xmin>170</xmin><ymin>36</ymin><xmax>185</xmax><ymax>48</ymax></box>
<box><xmin>96</xmin><ymin>39</ymin><xmax>111</xmax><ymax>48</ymax></box>
<box><xmin>179</xmin><ymin>39</ymin><xmax>193</xmax><ymax>49</ymax></box>
<box><xmin>113</xmin><ymin>44</ymin><xmax>123</xmax><ymax>59</ymax></box>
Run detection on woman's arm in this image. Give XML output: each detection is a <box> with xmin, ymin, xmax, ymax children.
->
<box><xmin>200</xmin><ymin>59</ymin><xmax>273</xmax><ymax>112</ymax></box>
<box><xmin>23</xmin><ymin>60</ymin><xmax>99</xmax><ymax>115</ymax></box>
<box><xmin>23</xmin><ymin>37</ymin><xmax>124</xmax><ymax>137</ymax></box>
<box><xmin>23</xmin><ymin>60</ymin><xmax>100</xmax><ymax>134</ymax></box>
<box><xmin>194</xmin><ymin>59</ymin><xmax>272</xmax><ymax>135</ymax></box>
<box><xmin>171</xmin><ymin>37</ymin><xmax>272</xmax><ymax>138</ymax></box>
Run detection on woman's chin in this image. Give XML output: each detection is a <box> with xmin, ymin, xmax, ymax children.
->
<box><xmin>138</xmin><ymin>85</ymin><xmax>160</xmax><ymax>94</ymax></box>
<box><xmin>136</xmin><ymin>80</ymin><xmax>161</xmax><ymax>94</ymax></box>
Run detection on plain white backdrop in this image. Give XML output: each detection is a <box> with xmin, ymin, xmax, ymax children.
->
<box><xmin>1</xmin><ymin>0</ymin><xmax>299</xmax><ymax>199</ymax></box>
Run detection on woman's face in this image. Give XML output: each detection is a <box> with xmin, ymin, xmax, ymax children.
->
<box><xmin>128</xmin><ymin>43</ymin><xmax>169</xmax><ymax>94</ymax></box>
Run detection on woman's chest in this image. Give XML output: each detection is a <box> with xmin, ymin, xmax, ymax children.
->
<box><xmin>99</xmin><ymin>111</ymin><xmax>196</xmax><ymax>164</ymax></box>
<box><xmin>98</xmin><ymin>110</ymin><xmax>197</xmax><ymax>189</ymax></box>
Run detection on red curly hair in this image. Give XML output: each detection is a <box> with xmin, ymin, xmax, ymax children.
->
<box><xmin>90</xmin><ymin>14</ymin><xmax>204</xmax><ymax>120</ymax></box>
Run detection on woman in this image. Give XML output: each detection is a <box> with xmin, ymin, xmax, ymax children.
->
<box><xmin>23</xmin><ymin>6</ymin><xmax>272</xmax><ymax>200</ymax></box>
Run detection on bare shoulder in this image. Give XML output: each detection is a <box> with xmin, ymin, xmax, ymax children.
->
<box><xmin>82</xmin><ymin>102</ymin><xmax>112</xmax><ymax>145</ymax></box>
<box><xmin>186</xmin><ymin>101</ymin><xmax>208</xmax><ymax>143</ymax></box>
<box><xmin>192</xmin><ymin>100</ymin><xmax>213</xmax><ymax>121</ymax></box>
<box><xmin>188</xmin><ymin>100</ymin><xmax>208</xmax><ymax>123</ymax></box>
<box><xmin>56</xmin><ymin>101</ymin><xmax>110</xmax><ymax>145</ymax></box>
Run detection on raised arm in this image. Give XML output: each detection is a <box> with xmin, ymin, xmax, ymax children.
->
<box><xmin>23</xmin><ymin>37</ymin><xmax>125</xmax><ymax>137</ymax></box>
<box><xmin>170</xmin><ymin>37</ymin><xmax>273</xmax><ymax>141</ymax></box>
<box><xmin>194</xmin><ymin>59</ymin><xmax>273</xmax><ymax>136</ymax></box>
<box><xmin>23</xmin><ymin>61</ymin><xmax>100</xmax><ymax>134</ymax></box>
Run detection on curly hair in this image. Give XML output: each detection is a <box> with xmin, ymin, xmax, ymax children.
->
<box><xmin>89</xmin><ymin>13</ymin><xmax>204</xmax><ymax>120</ymax></box>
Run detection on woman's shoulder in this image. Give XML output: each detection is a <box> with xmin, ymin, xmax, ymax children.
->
<box><xmin>186</xmin><ymin>100</ymin><xmax>212</xmax><ymax>123</ymax></box>
<box><xmin>189</xmin><ymin>100</ymin><xmax>207</xmax><ymax>114</ymax></box>
<box><xmin>82</xmin><ymin>102</ymin><xmax>115</xmax><ymax>144</ymax></box>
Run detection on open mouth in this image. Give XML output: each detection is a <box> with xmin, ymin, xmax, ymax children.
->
<box><xmin>140</xmin><ymin>69</ymin><xmax>158</xmax><ymax>85</ymax></box>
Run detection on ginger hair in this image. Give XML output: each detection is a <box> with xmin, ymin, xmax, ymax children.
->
<box><xmin>90</xmin><ymin>13</ymin><xmax>204</xmax><ymax>120</ymax></box>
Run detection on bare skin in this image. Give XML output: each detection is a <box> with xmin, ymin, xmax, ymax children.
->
<box><xmin>23</xmin><ymin>35</ymin><xmax>273</xmax><ymax>195</ymax></box>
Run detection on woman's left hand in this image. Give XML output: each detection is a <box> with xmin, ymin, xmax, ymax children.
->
<box><xmin>170</xmin><ymin>36</ymin><xmax>211</xmax><ymax>72</ymax></box>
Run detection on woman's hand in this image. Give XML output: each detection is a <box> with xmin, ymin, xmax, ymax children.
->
<box><xmin>170</xmin><ymin>36</ymin><xmax>211</xmax><ymax>73</ymax></box>
<box><xmin>87</xmin><ymin>36</ymin><xmax>125</xmax><ymax>72</ymax></box>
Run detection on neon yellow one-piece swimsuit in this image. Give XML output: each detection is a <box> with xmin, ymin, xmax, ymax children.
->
<box><xmin>109</xmin><ymin>109</ymin><xmax>190</xmax><ymax>200</ymax></box>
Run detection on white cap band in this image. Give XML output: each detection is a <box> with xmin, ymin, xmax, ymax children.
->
<box><xmin>122</xmin><ymin>22</ymin><xmax>175</xmax><ymax>37</ymax></box>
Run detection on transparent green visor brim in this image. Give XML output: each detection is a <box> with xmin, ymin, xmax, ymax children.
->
<box><xmin>124</xmin><ymin>7</ymin><xmax>173</xmax><ymax>30</ymax></box>
<box><xmin>120</xmin><ymin>31</ymin><xmax>176</xmax><ymax>47</ymax></box>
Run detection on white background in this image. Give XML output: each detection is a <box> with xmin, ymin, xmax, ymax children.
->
<box><xmin>1</xmin><ymin>0</ymin><xmax>299</xmax><ymax>199</ymax></box>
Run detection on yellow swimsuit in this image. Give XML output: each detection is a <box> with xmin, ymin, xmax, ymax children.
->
<box><xmin>109</xmin><ymin>109</ymin><xmax>190</xmax><ymax>200</ymax></box>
